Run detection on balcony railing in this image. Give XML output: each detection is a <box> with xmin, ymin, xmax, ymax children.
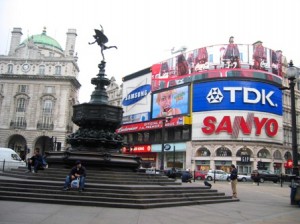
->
<box><xmin>37</xmin><ymin>122</ymin><xmax>54</xmax><ymax>130</ymax></box>
<box><xmin>10</xmin><ymin>121</ymin><xmax>27</xmax><ymax>129</ymax></box>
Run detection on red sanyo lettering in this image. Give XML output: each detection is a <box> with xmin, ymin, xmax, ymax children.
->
<box><xmin>202</xmin><ymin>116</ymin><xmax>278</xmax><ymax>137</ymax></box>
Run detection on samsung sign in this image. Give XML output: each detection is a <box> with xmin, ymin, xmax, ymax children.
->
<box><xmin>193</xmin><ymin>80</ymin><xmax>282</xmax><ymax>115</ymax></box>
<box><xmin>122</xmin><ymin>84</ymin><xmax>151</xmax><ymax>106</ymax></box>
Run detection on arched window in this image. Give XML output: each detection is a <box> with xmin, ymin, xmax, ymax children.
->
<box><xmin>236</xmin><ymin>147</ymin><xmax>252</xmax><ymax>156</ymax></box>
<box><xmin>195</xmin><ymin>147</ymin><xmax>210</xmax><ymax>157</ymax></box>
<box><xmin>216</xmin><ymin>146</ymin><xmax>232</xmax><ymax>157</ymax></box>
<box><xmin>257</xmin><ymin>148</ymin><xmax>270</xmax><ymax>158</ymax></box>
<box><xmin>284</xmin><ymin>151</ymin><xmax>292</xmax><ymax>160</ymax></box>
<box><xmin>273</xmin><ymin>150</ymin><xmax>282</xmax><ymax>160</ymax></box>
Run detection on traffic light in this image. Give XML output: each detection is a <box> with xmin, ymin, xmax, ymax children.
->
<box><xmin>257</xmin><ymin>161</ymin><xmax>261</xmax><ymax>169</ymax></box>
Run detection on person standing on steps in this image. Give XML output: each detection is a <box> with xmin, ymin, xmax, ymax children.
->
<box><xmin>63</xmin><ymin>160</ymin><xmax>87</xmax><ymax>192</ymax></box>
<box><xmin>230</xmin><ymin>164</ymin><xmax>238</xmax><ymax>198</ymax></box>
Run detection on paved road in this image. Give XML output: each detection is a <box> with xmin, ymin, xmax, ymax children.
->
<box><xmin>0</xmin><ymin>181</ymin><xmax>299</xmax><ymax>224</ymax></box>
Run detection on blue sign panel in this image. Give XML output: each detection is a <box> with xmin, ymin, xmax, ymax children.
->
<box><xmin>122</xmin><ymin>84</ymin><xmax>151</xmax><ymax>106</ymax></box>
<box><xmin>193</xmin><ymin>80</ymin><xmax>282</xmax><ymax>115</ymax></box>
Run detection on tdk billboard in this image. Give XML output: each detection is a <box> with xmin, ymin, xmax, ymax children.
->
<box><xmin>193</xmin><ymin>80</ymin><xmax>282</xmax><ymax>115</ymax></box>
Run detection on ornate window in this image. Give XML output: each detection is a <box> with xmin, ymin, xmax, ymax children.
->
<box><xmin>195</xmin><ymin>147</ymin><xmax>211</xmax><ymax>157</ymax></box>
<box><xmin>37</xmin><ymin>97</ymin><xmax>55</xmax><ymax>130</ymax></box>
<box><xmin>18</xmin><ymin>85</ymin><xmax>28</xmax><ymax>93</ymax></box>
<box><xmin>216</xmin><ymin>146</ymin><xmax>232</xmax><ymax>157</ymax></box>
<box><xmin>236</xmin><ymin>147</ymin><xmax>252</xmax><ymax>156</ymax></box>
<box><xmin>39</xmin><ymin>65</ymin><xmax>45</xmax><ymax>75</ymax></box>
<box><xmin>16</xmin><ymin>98</ymin><xmax>26</xmax><ymax>112</ymax></box>
<box><xmin>7</xmin><ymin>64</ymin><xmax>13</xmax><ymax>74</ymax></box>
<box><xmin>257</xmin><ymin>148</ymin><xmax>270</xmax><ymax>158</ymax></box>
<box><xmin>55</xmin><ymin>66</ymin><xmax>61</xmax><ymax>75</ymax></box>
<box><xmin>273</xmin><ymin>150</ymin><xmax>282</xmax><ymax>160</ymax></box>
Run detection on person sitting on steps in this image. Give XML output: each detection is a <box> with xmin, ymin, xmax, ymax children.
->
<box><xmin>26</xmin><ymin>148</ymin><xmax>43</xmax><ymax>173</ymax></box>
<box><xmin>63</xmin><ymin>160</ymin><xmax>87</xmax><ymax>192</ymax></box>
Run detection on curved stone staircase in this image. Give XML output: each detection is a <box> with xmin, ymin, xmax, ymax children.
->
<box><xmin>0</xmin><ymin>167</ymin><xmax>239</xmax><ymax>209</ymax></box>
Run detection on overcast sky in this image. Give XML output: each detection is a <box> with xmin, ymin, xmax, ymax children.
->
<box><xmin>1</xmin><ymin>0</ymin><xmax>300</xmax><ymax>103</ymax></box>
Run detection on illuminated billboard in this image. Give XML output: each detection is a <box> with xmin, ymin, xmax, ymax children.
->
<box><xmin>192</xmin><ymin>111</ymin><xmax>283</xmax><ymax>143</ymax></box>
<box><xmin>151</xmin><ymin>42</ymin><xmax>284</xmax><ymax>91</ymax></box>
<box><xmin>122</xmin><ymin>72</ymin><xmax>152</xmax><ymax>124</ymax></box>
<box><xmin>191</xmin><ymin>79</ymin><xmax>283</xmax><ymax>143</ymax></box>
<box><xmin>151</xmin><ymin>85</ymin><xmax>189</xmax><ymax>119</ymax></box>
<box><xmin>193</xmin><ymin>80</ymin><xmax>282</xmax><ymax>115</ymax></box>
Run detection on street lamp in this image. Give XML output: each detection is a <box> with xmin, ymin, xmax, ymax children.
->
<box><xmin>285</xmin><ymin>60</ymin><xmax>299</xmax><ymax>177</ymax></box>
<box><xmin>160</xmin><ymin>118</ymin><xmax>167</xmax><ymax>171</ymax></box>
<box><xmin>160</xmin><ymin>116</ymin><xmax>172</xmax><ymax>171</ymax></box>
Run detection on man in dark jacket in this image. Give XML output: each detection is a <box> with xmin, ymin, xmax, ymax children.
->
<box><xmin>181</xmin><ymin>169</ymin><xmax>193</xmax><ymax>183</ymax></box>
<box><xmin>63</xmin><ymin>160</ymin><xmax>86</xmax><ymax>192</ymax></box>
<box><xmin>26</xmin><ymin>148</ymin><xmax>43</xmax><ymax>173</ymax></box>
<box><xmin>230</xmin><ymin>164</ymin><xmax>238</xmax><ymax>198</ymax></box>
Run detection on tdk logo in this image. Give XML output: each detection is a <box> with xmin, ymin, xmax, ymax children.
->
<box><xmin>206</xmin><ymin>88</ymin><xmax>223</xmax><ymax>103</ymax></box>
<box><xmin>206</xmin><ymin>87</ymin><xmax>276</xmax><ymax>107</ymax></box>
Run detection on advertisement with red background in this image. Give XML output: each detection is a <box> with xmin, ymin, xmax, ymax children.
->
<box><xmin>151</xmin><ymin>43</ymin><xmax>283</xmax><ymax>92</ymax></box>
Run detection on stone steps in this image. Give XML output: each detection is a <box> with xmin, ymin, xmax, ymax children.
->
<box><xmin>0</xmin><ymin>168</ymin><xmax>239</xmax><ymax>209</ymax></box>
<box><xmin>1</xmin><ymin>167</ymin><xmax>179</xmax><ymax>185</ymax></box>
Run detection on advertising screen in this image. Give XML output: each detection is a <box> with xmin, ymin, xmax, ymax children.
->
<box><xmin>193</xmin><ymin>80</ymin><xmax>282</xmax><ymax>116</ymax></box>
<box><xmin>122</xmin><ymin>72</ymin><xmax>152</xmax><ymax>123</ymax></box>
<box><xmin>151</xmin><ymin>42</ymin><xmax>284</xmax><ymax>91</ymax></box>
<box><xmin>151</xmin><ymin>85</ymin><xmax>189</xmax><ymax>119</ymax></box>
<box><xmin>192</xmin><ymin>110</ymin><xmax>283</xmax><ymax>143</ymax></box>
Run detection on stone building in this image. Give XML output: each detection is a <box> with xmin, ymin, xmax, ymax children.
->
<box><xmin>0</xmin><ymin>27</ymin><xmax>80</xmax><ymax>159</ymax></box>
<box><xmin>107</xmin><ymin>76</ymin><xmax>122</xmax><ymax>107</ymax></box>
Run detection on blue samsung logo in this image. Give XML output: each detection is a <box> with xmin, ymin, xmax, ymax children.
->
<box><xmin>193</xmin><ymin>80</ymin><xmax>282</xmax><ymax>115</ymax></box>
<box><xmin>123</xmin><ymin>84</ymin><xmax>151</xmax><ymax>106</ymax></box>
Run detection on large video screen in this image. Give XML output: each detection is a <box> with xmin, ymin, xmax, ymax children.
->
<box><xmin>151</xmin><ymin>85</ymin><xmax>189</xmax><ymax>119</ymax></box>
<box><xmin>151</xmin><ymin>42</ymin><xmax>284</xmax><ymax>91</ymax></box>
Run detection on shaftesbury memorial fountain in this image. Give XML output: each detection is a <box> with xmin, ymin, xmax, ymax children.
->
<box><xmin>45</xmin><ymin>26</ymin><xmax>141</xmax><ymax>170</ymax></box>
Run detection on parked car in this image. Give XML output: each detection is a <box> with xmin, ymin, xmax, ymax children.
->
<box><xmin>205</xmin><ymin>170</ymin><xmax>230</xmax><ymax>181</ymax></box>
<box><xmin>237</xmin><ymin>174</ymin><xmax>252</xmax><ymax>182</ymax></box>
<box><xmin>194</xmin><ymin>170</ymin><xmax>208</xmax><ymax>180</ymax></box>
<box><xmin>164</xmin><ymin>168</ymin><xmax>185</xmax><ymax>178</ymax></box>
<box><xmin>0</xmin><ymin>147</ymin><xmax>26</xmax><ymax>171</ymax></box>
<box><xmin>251</xmin><ymin>170</ymin><xmax>280</xmax><ymax>183</ymax></box>
<box><xmin>145</xmin><ymin>168</ymin><xmax>160</xmax><ymax>174</ymax></box>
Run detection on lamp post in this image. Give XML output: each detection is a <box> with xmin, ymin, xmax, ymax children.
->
<box><xmin>285</xmin><ymin>60</ymin><xmax>299</xmax><ymax>177</ymax></box>
<box><xmin>160</xmin><ymin>116</ymin><xmax>172</xmax><ymax>171</ymax></box>
<box><xmin>160</xmin><ymin>118</ymin><xmax>166</xmax><ymax>171</ymax></box>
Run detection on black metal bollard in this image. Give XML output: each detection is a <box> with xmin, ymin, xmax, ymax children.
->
<box><xmin>2</xmin><ymin>159</ymin><xmax>5</xmax><ymax>171</ymax></box>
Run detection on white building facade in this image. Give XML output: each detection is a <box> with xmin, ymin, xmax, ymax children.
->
<box><xmin>0</xmin><ymin>27</ymin><xmax>80</xmax><ymax>159</ymax></box>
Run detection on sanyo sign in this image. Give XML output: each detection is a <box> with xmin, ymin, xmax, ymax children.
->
<box><xmin>192</xmin><ymin>111</ymin><xmax>283</xmax><ymax>143</ymax></box>
<box><xmin>193</xmin><ymin>80</ymin><xmax>282</xmax><ymax>115</ymax></box>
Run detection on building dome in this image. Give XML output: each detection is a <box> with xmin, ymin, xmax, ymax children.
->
<box><xmin>21</xmin><ymin>27</ymin><xmax>63</xmax><ymax>52</ymax></box>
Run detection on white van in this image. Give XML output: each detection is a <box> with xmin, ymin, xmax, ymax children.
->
<box><xmin>0</xmin><ymin>148</ymin><xmax>26</xmax><ymax>171</ymax></box>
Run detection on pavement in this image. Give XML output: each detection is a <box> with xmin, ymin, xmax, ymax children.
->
<box><xmin>0</xmin><ymin>180</ymin><xmax>299</xmax><ymax>224</ymax></box>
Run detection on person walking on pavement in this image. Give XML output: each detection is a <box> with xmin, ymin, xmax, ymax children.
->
<box><xmin>230</xmin><ymin>164</ymin><xmax>238</xmax><ymax>198</ymax></box>
<box><xmin>63</xmin><ymin>160</ymin><xmax>86</xmax><ymax>192</ymax></box>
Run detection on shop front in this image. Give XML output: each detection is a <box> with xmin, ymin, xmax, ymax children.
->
<box><xmin>121</xmin><ymin>144</ymin><xmax>156</xmax><ymax>168</ymax></box>
<box><xmin>215</xmin><ymin>161</ymin><xmax>232</xmax><ymax>173</ymax></box>
<box><xmin>195</xmin><ymin>160</ymin><xmax>210</xmax><ymax>171</ymax></box>
<box><xmin>151</xmin><ymin>143</ymin><xmax>186</xmax><ymax>169</ymax></box>
<box><xmin>273</xmin><ymin>162</ymin><xmax>282</xmax><ymax>174</ymax></box>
